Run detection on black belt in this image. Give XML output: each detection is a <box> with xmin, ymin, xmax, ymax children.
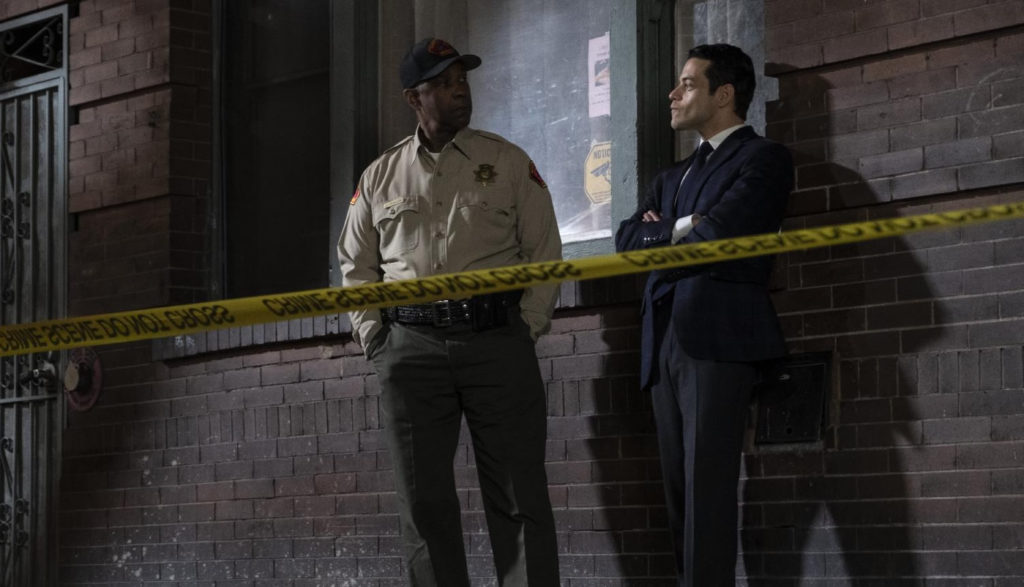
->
<box><xmin>384</xmin><ymin>291</ymin><xmax>522</xmax><ymax>330</ymax></box>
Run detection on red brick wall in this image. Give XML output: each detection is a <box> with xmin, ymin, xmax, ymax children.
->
<box><xmin>3</xmin><ymin>0</ymin><xmax>1023</xmax><ymax>583</ymax></box>
<box><xmin>0</xmin><ymin>0</ymin><xmax>62</xmax><ymax>21</ymax></box>
<box><xmin>58</xmin><ymin>304</ymin><xmax>668</xmax><ymax>585</ymax></box>
<box><xmin>739</xmin><ymin>0</ymin><xmax>1024</xmax><ymax>582</ymax></box>
<box><xmin>67</xmin><ymin>0</ymin><xmax>210</xmax><ymax>316</ymax></box>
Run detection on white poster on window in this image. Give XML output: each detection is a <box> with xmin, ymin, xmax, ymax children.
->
<box><xmin>588</xmin><ymin>32</ymin><xmax>610</xmax><ymax>119</ymax></box>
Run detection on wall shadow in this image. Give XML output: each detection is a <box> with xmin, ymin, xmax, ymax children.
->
<box><xmin>573</xmin><ymin>276</ymin><xmax>679</xmax><ymax>585</ymax></box>
<box><xmin>740</xmin><ymin>67</ymin><xmax>929</xmax><ymax>585</ymax></box>
<box><xmin>573</xmin><ymin>63</ymin><xmax>948</xmax><ymax>585</ymax></box>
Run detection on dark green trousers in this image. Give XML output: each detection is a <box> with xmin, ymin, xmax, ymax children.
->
<box><xmin>369</xmin><ymin>316</ymin><xmax>559</xmax><ymax>587</ymax></box>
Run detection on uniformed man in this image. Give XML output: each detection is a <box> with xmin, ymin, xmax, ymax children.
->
<box><xmin>337</xmin><ymin>38</ymin><xmax>562</xmax><ymax>586</ymax></box>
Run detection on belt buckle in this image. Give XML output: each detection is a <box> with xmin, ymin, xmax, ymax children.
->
<box><xmin>431</xmin><ymin>300</ymin><xmax>453</xmax><ymax>327</ymax></box>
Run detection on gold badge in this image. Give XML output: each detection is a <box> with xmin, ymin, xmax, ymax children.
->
<box><xmin>474</xmin><ymin>164</ymin><xmax>498</xmax><ymax>186</ymax></box>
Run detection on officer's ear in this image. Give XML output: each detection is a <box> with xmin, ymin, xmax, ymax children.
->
<box><xmin>403</xmin><ymin>88</ymin><xmax>420</xmax><ymax>111</ymax></box>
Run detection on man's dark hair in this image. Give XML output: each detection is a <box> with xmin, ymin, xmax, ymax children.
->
<box><xmin>688</xmin><ymin>44</ymin><xmax>755</xmax><ymax>120</ymax></box>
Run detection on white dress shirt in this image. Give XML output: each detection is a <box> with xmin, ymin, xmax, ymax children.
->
<box><xmin>671</xmin><ymin>124</ymin><xmax>747</xmax><ymax>243</ymax></box>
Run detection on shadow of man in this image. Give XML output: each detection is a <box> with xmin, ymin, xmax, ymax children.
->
<box><xmin>740</xmin><ymin>66</ymin><xmax>931</xmax><ymax>585</ymax></box>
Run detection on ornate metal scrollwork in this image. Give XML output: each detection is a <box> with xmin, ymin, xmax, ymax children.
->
<box><xmin>0</xmin><ymin>438</ymin><xmax>30</xmax><ymax>557</ymax></box>
<box><xmin>0</xmin><ymin>12</ymin><xmax>66</xmax><ymax>586</ymax></box>
<box><xmin>1</xmin><ymin>437</ymin><xmax>28</xmax><ymax>586</ymax></box>
<box><xmin>1</xmin><ymin>132</ymin><xmax>15</xmax><ymax>316</ymax></box>
<box><xmin>12</xmin><ymin>500</ymin><xmax>27</xmax><ymax>548</ymax></box>
<box><xmin>0</xmin><ymin>15</ymin><xmax>63</xmax><ymax>84</ymax></box>
<box><xmin>0</xmin><ymin>116</ymin><xmax>18</xmax><ymax>319</ymax></box>
<box><xmin>0</xmin><ymin>503</ymin><xmax>10</xmax><ymax>546</ymax></box>
<box><xmin>0</xmin><ymin>439</ymin><xmax>16</xmax><ymax>551</ymax></box>
<box><xmin>0</xmin><ymin>197</ymin><xmax>12</xmax><ymax>244</ymax></box>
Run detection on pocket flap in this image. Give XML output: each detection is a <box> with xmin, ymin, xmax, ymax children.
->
<box><xmin>373</xmin><ymin>196</ymin><xmax>420</xmax><ymax>224</ymax></box>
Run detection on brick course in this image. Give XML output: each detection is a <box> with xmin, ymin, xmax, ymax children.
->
<box><xmin>769</xmin><ymin>23</ymin><xmax>1024</xmax><ymax>214</ymax></box>
<box><xmin>65</xmin><ymin>0</ymin><xmax>211</xmax><ymax>315</ymax></box>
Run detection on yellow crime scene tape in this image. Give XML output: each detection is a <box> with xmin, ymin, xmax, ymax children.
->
<box><xmin>1</xmin><ymin>201</ymin><xmax>1023</xmax><ymax>358</ymax></box>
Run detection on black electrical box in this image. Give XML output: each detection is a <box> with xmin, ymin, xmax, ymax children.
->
<box><xmin>754</xmin><ymin>352</ymin><xmax>832</xmax><ymax>445</ymax></box>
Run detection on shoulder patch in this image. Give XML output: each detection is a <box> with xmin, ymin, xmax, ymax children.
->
<box><xmin>349</xmin><ymin>188</ymin><xmax>361</xmax><ymax>205</ymax></box>
<box><xmin>529</xmin><ymin>161</ymin><xmax>547</xmax><ymax>189</ymax></box>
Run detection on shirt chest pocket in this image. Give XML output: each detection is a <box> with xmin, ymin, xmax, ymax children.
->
<box><xmin>454</xmin><ymin>190</ymin><xmax>515</xmax><ymax>246</ymax></box>
<box><xmin>372</xmin><ymin>196</ymin><xmax>421</xmax><ymax>258</ymax></box>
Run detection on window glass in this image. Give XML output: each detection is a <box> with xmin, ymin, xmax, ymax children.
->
<box><xmin>467</xmin><ymin>0</ymin><xmax>614</xmax><ymax>244</ymax></box>
<box><xmin>222</xmin><ymin>0</ymin><xmax>330</xmax><ymax>297</ymax></box>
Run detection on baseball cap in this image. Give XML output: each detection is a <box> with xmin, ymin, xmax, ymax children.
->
<box><xmin>400</xmin><ymin>38</ymin><xmax>482</xmax><ymax>89</ymax></box>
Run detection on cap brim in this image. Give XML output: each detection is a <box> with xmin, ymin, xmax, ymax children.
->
<box><xmin>411</xmin><ymin>54</ymin><xmax>482</xmax><ymax>88</ymax></box>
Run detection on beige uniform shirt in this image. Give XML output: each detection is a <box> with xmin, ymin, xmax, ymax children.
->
<box><xmin>338</xmin><ymin>126</ymin><xmax>562</xmax><ymax>348</ymax></box>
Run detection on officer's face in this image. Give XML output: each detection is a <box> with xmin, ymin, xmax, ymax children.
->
<box><xmin>410</xmin><ymin>62</ymin><xmax>473</xmax><ymax>135</ymax></box>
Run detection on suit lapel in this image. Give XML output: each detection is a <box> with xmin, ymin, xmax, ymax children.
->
<box><xmin>661</xmin><ymin>161</ymin><xmax>689</xmax><ymax>215</ymax></box>
<box><xmin>686</xmin><ymin>126</ymin><xmax>755</xmax><ymax>209</ymax></box>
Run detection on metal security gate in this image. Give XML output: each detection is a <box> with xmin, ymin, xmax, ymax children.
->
<box><xmin>0</xmin><ymin>7</ymin><xmax>67</xmax><ymax>587</ymax></box>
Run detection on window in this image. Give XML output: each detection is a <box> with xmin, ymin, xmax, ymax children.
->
<box><xmin>220</xmin><ymin>1</ymin><xmax>331</xmax><ymax>297</ymax></box>
<box><xmin>214</xmin><ymin>0</ymin><xmax>673</xmax><ymax>300</ymax></box>
<box><xmin>466</xmin><ymin>0</ymin><xmax>675</xmax><ymax>258</ymax></box>
<box><xmin>467</xmin><ymin>0</ymin><xmax>614</xmax><ymax>244</ymax></box>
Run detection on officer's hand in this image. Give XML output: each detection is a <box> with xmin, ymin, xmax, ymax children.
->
<box><xmin>364</xmin><ymin>325</ymin><xmax>390</xmax><ymax>360</ymax></box>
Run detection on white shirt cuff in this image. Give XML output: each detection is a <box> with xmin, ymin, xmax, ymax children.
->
<box><xmin>671</xmin><ymin>214</ymin><xmax>700</xmax><ymax>243</ymax></box>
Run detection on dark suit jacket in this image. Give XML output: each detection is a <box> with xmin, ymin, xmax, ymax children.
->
<box><xmin>615</xmin><ymin>126</ymin><xmax>793</xmax><ymax>390</ymax></box>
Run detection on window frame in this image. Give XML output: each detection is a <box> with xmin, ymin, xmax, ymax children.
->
<box><xmin>567</xmin><ymin>0</ymin><xmax>676</xmax><ymax>260</ymax></box>
<box><xmin>167</xmin><ymin>0</ymin><xmax>675</xmax><ymax>359</ymax></box>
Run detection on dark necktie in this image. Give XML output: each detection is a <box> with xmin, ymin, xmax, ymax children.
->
<box><xmin>651</xmin><ymin>141</ymin><xmax>713</xmax><ymax>301</ymax></box>
<box><xmin>675</xmin><ymin>141</ymin><xmax>713</xmax><ymax>215</ymax></box>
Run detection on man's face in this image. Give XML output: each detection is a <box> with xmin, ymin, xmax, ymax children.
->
<box><xmin>668</xmin><ymin>57</ymin><xmax>717</xmax><ymax>133</ymax></box>
<box><xmin>412</xmin><ymin>62</ymin><xmax>472</xmax><ymax>134</ymax></box>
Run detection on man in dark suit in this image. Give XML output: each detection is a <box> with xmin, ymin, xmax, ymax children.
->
<box><xmin>615</xmin><ymin>44</ymin><xmax>792</xmax><ymax>586</ymax></box>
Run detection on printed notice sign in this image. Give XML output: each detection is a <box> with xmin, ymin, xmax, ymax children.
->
<box><xmin>584</xmin><ymin>141</ymin><xmax>612</xmax><ymax>204</ymax></box>
<box><xmin>588</xmin><ymin>32</ymin><xmax>610</xmax><ymax>119</ymax></box>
